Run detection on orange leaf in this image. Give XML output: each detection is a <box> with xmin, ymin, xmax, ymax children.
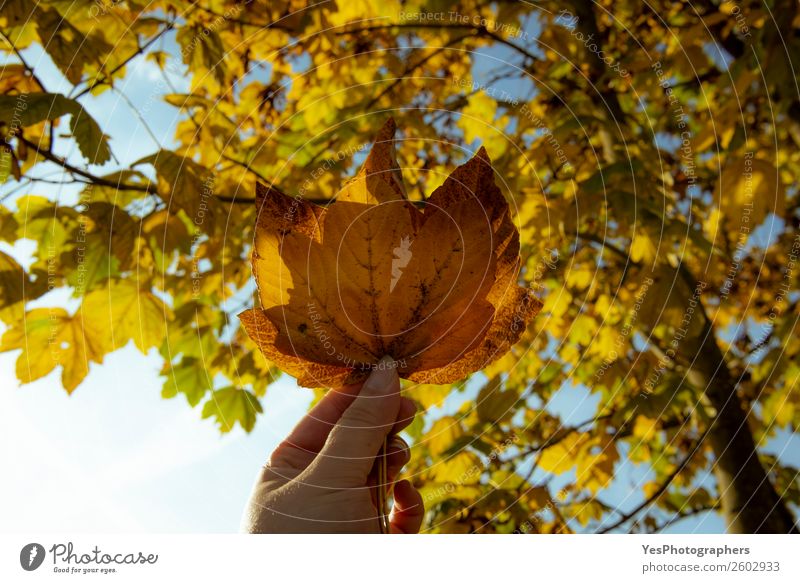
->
<box><xmin>240</xmin><ymin>119</ymin><xmax>542</xmax><ymax>387</ymax></box>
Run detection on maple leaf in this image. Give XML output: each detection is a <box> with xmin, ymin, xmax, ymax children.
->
<box><xmin>239</xmin><ymin>119</ymin><xmax>542</xmax><ymax>388</ymax></box>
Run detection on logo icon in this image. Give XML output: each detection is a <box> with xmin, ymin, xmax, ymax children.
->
<box><xmin>20</xmin><ymin>543</ymin><xmax>46</xmax><ymax>571</ymax></box>
<box><xmin>390</xmin><ymin>235</ymin><xmax>413</xmax><ymax>292</ymax></box>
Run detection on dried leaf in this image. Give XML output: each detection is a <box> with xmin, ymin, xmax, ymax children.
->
<box><xmin>240</xmin><ymin>119</ymin><xmax>541</xmax><ymax>387</ymax></box>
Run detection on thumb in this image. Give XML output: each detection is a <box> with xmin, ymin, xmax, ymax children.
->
<box><xmin>308</xmin><ymin>357</ymin><xmax>401</xmax><ymax>486</ymax></box>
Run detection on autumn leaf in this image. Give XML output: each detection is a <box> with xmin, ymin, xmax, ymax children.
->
<box><xmin>239</xmin><ymin>119</ymin><xmax>542</xmax><ymax>388</ymax></box>
<box><xmin>0</xmin><ymin>308</ymin><xmax>104</xmax><ymax>392</ymax></box>
<box><xmin>0</xmin><ymin>250</ymin><xmax>25</xmax><ymax>310</ymax></box>
<box><xmin>81</xmin><ymin>280</ymin><xmax>171</xmax><ymax>353</ymax></box>
<box><xmin>538</xmin><ymin>432</ymin><xmax>584</xmax><ymax>475</ymax></box>
<box><xmin>33</xmin><ymin>8</ymin><xmax>113</xmax><ymax>86</ymax></box>
<box><xmin>713</xmin><ymin>156</ymin><xmax>785</xmax><ymax>232</ymax></box>
<box><xmin>136</xmin><ymin>150</ymin><xmax>216</xmax><ymax>230</ymax></box>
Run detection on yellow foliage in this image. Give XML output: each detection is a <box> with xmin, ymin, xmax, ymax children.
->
<box><xmin>714</xmin><ymin>156</ymin><xmax>785</xmax><ymax>231</ymax></box>
<box><xmin>0</xmin><ymin>308</ymin><xmax>103</xmax><ymax>391</ymax></box>
<box><xmin>538</xmin><ymin>432</ymin><xmax>585</xmax><ymax>475</ymax></box>
<box><xmin>81</xmin><ymin>280</ymin><xmax>171</xmax><ymax>354</ymax></box>
<box><xmin>429</xmin><ymin>451</ymin><xmax>483</xmax><ymax>484</ymax></box>
<box><xmin>426</xmin><ymin>416</ymin><xmax>465</xmax><ymax>457</ymax></box>
<box><xmin>2</xmin><ymin>0</ymin><xmax>799</xmax><ymax>533</ymax></box>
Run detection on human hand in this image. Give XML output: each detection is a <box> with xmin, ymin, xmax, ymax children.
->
<box><xmin>241</xmin><ymin>357</ymin><xmax>424</xmax><ymax>533</ymax></box>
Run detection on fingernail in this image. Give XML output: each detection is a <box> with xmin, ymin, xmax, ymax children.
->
<box><xmin>389</xmin><ymin>435</ymin><xmax>408</xmax><ymax>453</ymax></box>
<box><xmin>363</xmin><ymin>356</ymin><xmax>398</xmax><ymax>395</ymax></box>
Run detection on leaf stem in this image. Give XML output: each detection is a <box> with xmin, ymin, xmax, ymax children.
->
<box><xmin>377</xmin><ymin>435</ymin><xmax>390</xmax><ymax>534</ymax></box>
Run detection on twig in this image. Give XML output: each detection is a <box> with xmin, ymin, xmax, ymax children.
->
<box><xmin>377</xmin><ymin>435</ymin><xmax>390</xmax><ymax>533</ymax></box>
<box><xmin>365</xmin><ymin>35</ymin><xmax>473</xmax><ymax>109</ymax></box>
<box><xmin>17</xmin><ymin>136</ymin><xmax>154</xmax><ymax>194</ymax></box>
<box><xmin>595</xmin><ymin>428</ymin><xmax>710</xmax><ymax>533</ymax></box>
<box><xmin>0</xmin><ymin>29</ymin><xmax>48</xmax><ymax>91</ymax></box>
<box><xmin>72</xmin><ymin>23</ymin><xmax>174</xmax><ymax>99</ymax></box>
<box><xmin>653</xmin><ymin>504</ymin><xmax>718</xmax><ymax>533</ymax></box>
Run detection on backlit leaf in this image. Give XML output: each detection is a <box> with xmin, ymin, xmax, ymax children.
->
<box><xmin>0</xmin><ymin>93</ymin><xmax>111</xmax><ymax>164</ymax></box>
<box><xmin>240</xmin><ymin>119</ymin><xmax>542</xmax><ymax>388</ymax></box>
<box><xmin>202</xmin><ymin>386</ymin><xmax>263</xmax><ymax>433</ymax></box>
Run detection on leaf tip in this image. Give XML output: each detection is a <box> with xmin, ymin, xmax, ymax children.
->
<box><xmin>380</xmin><ymin>116</ymin><xmax>396</xmax><ymax>135</ymax></box>
<box><xmin>474</xmin><ymin>146</ymin><xmax>491</xmax><ymax>164</ymax></box>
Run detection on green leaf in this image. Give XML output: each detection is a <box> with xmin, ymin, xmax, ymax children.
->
<box><xmin>202</xmin><ymin>387</ymin><xmax>263</xmax><ymax>433</ymax></box>
<box><xmin>135</xmin><ymin>150</ymin><xmax>215</xmax><ymax>229</ymax></box>
<box><xmin>65</xmin><ymin>238</ymin><xmax>120</xmax><ymax>296</ymax></box>
<box><xmin>0</xmin><ymin>250</ymin><xmax>25</xmax><ymax>309</ymax></box>
<box><xmin>0</xmin><ymin>145</ymin><xmax>14</xmax><ymax>183</ymax></box>
<box><xmin>402</xmin><ymin>408</ymin><xmax>425</xmax><ymax>442</ymax></box>
<box><xmin>176</xmin><ymin>26</ymin><xmax>227</xmax><ymax>85</ymax></box>
<box><xmin>476</xmin><ymin>376</ymin><xmax>518</xmax><ymax>424</ymax></box>
<box><xmin>34</xmin><ymin>8</ymin><xmax>112</xmax><ymax>86</ymax></box>
<box><xmin>161</xmin><ymin>356</ymin><xmax>211</xmax><ymax>407</ymax></box>
<box><xmin>0</xmin><ymin>93</ymin><xmax>111</xmax><ymax>164</ymax></box>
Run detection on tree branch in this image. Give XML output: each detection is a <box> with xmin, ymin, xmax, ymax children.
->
<box><xmin>0</xmin><ymin>29</ymin><xmax>48</xmax><ymax>92</ymax></box>
<box><xmin>365</xmin><ymin>34</ymin><xmax>472</xmax><ymax>109</ymax></box>
<box><xmin>653</xmin><ymin>504</ymin><xmax>719</xmax><ymax>533</ymax></box>
<box><xmin>596</xmin><ymin>428</ymin><xmax>710</xmax><ymax>533</ymax></box>
<box><xmin>72</xmin><ymin>22</ymin><xmax>174</xmax><ymax>99</ymax></box>
<box><xmin>341</xmin><ymin>22</ymin><xmax>539</xmax><ymax>64</ymax></box>
<box><xmin>17</xmin><ymin>136</ymin><xmax>154</xmax><ymax>194</ymax></box>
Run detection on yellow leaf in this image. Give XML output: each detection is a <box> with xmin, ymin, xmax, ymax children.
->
<box><xmin>715</xmin><ymin>156</ymin><xmax>785</xmax><ymax>229</ymax></box>
<box><xmin>426</xmin><ymin>416</ymin><xmax>465</xmax><ymax>457</ymax></box>
<box><xmin>405</xmin><ymin>382</ymin><xmax>451</xmax><ymax>410</ymax></box>
<box><xmin>566</xmin><ymin>263</ymin><xmax>594</xmax><ymax>290</ymax></box>
<box><xmin>429</xmin><ymin>451</ymin><xmax>483</xmax><ymax>484</ymax></box>
<box><xmin>576</xmin><ymin>435</ymin><xmax>619</xmax><ymax>494</ymax></box>
<box><xmin>458</xmin><ymin>92</ymin><xmax>508</xmax><ymax>157</ymax></box>
<box><xmin>419</xmin><ymin>483</ymin><xmax>482</xmax><ymax>507</ymax></box>
<box><xmin>630</xmin><ymin>228</ymin><xmax>656</xmax><ymax>263</ymax></box>
<box><xmin>588</xmin><ymin>325</ymin><xmax>619</xmax><ymax>359</ymax></box>
<box><xmin>571</xmin><ymin>498</ymin><xmax>605</xmax><ymax>526</ymax></box>
<box><xmin>539</xmin><ymin>432</ymin><xmax>585</xmax><ymax>474</ymax></box>
<box><xmin>543</xmin><ymin>289</ymin><xmax>571</xmax><ymax>318</ymax></box>
<box><xmin>632</xmin><ymin>415</ymin><xmax>659</xmax><ymax>439</ymax></box>
<box><xmin>0</xmin><ymin>308</ymin><xmax>104</xmax><ymax>392</ymax></box>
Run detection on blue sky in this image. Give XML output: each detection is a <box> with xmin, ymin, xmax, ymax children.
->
<box><xmin>0</xmin><ymin>345</ymin><xmax>310</xmax><ymax>532</ymax></box>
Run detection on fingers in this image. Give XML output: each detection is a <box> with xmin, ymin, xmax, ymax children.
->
<box><xmin>268</xmin><ymin>373</ymin><xmax>415</xmax><ymax>474</ymax></box>
<box><xmin>367</xmin><ymin>435</ymin><xmax>410</xmax><ymax>504</ymax></box>
<box><xmin>390</xmin><ymin>479</ymin><xmax>424</xmax><ymax>534</ymax></box>
<box><xmin>309</xmin><ymin>357</ymin><xmax>401</xmax><ymax>485</ymax></box>
<box><xmin>385</xmin><ymin>436</ymin><xmax>410</xmax><ymax>483</ymax></box>
<box><xmin>268</xmin><ymin>383</ymin><xmax>362</xmax><ymax>468</ymax></box>
<box><xmin>393</xmin><ymin>398</ymin><xmax>417</xmax><ymax>435</ymax></box>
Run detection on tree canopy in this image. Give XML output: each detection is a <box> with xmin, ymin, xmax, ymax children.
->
<box><xmin>1</xmin><ymin>0</ymin><xmax>799</xmax><ymax>533</ymax></box>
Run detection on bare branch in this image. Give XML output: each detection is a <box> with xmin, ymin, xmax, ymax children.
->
<box><xmin>596</xmin><ymin>428</ymin><xmax>710</xmax><ymax>533</ymax></box>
